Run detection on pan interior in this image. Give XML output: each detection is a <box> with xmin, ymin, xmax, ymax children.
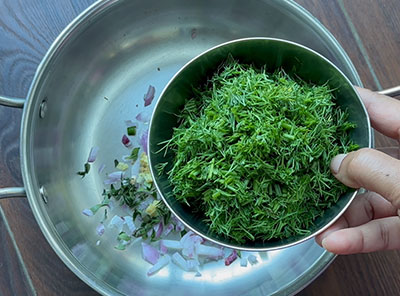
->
<box><xmin>23</xmin><ymin>0</ymin><xmax>365</xmax><ymax>295</ymax></box>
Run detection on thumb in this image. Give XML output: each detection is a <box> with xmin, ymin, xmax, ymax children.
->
<box><xmin>331</xmin><ymin>148</ymin><xmax>400</xmax><ymax>209</ymax></box>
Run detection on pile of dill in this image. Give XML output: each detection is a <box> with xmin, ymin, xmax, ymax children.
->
<box><xmin>161</xmin><ymin>61</ymin><xmax>358</xmax><ymax>243</ymax></box>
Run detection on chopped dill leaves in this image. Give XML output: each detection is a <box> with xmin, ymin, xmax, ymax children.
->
<box><xmin>162</xmin><ymin>60</ymin><xmax>358</xmax><ymax>243</ymax></box>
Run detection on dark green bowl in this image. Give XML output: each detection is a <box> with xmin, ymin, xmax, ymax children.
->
<box><xmin>148</xmin><ymin>38</ymin><xmax>371</xmax><ymax>251</ymax></box>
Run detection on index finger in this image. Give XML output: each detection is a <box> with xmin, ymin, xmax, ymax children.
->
<box><xmin>355</xmin><ymin>86</ymin><xmax>400</xmax><ymax>140</ymax></box>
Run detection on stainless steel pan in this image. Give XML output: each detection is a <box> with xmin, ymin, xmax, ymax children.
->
<box><xmin>0</xmin><ymin>0</ymin><xmax>397</xmax><ymax>295</ymax></box>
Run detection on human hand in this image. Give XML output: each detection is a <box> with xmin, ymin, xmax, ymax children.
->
<box><xmin>315</xmin><ymin>86</ymin><xmax>400</xmax><ymax>254</ymax></box>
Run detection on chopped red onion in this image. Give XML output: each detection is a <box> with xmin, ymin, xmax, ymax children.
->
<box><xmin>87</xmin><ymin>146</ymin><xmax>99</xmax><ymax>163</ymax></box>
<box><xmin>154</xmin><ymin>222</ymin><xmax>163</xmax><ymax>238</ymax></box>
<box><xmin>108</xmin><ymin>171</ymin><xmax>124</xmax><ymax>179</ymax></box>
<box><xmin>159</xmin><ymin>238</ymin><xmax>223</xmax><ymax>261</ymax></box>
<box><xmin>176</xmin><ymin>223</ymin><xmax>185</xmax><ymax>232</ymax></box>
<box><xmin>123</xmin><ymin>216</ymin><xmax>136</xmax><ymax>235</ymax></box>
<box><xmin>107</xmin><ymin>200</ymin><xmax>115</xmax><ymax>211</ymax></box>
<box><xmin>186</xmin><ymin>258</ymin><xmax>200</xmax><ymax>272</ymax></box>
<box><xmin>172</xmin><ymin>216</ymin><xmax>185</xmax><ymax>232</ymax></box>
<box><xmin>96</xmin><ymin>223</ymin><xmax>105</xmax><ymax>236</ymax></box>
<box><xmin>142</xmin><ymin>242</ymin><xmax>160</xmax><ymax>265</ymax></box>
<box><xmin>160</xmin><ymin>239</ymin><xmax>181</xmax><ymax>250</ymax></box>
<box><xmin>104</xmin><ymin>171</ymin><xmax>124</xmax><ymax>185</ymax></box>
<box><xmin>122</xmin><ymin>134</ymin><xmax>132</xmax><ymax>148</ymax></box>
<box><xmin>224</xmin><ymin>250</ymin><xmax>238</xmax><ymax>266</ymax></box>
<box><xmin>240</xmin><ymin>256</ymin><xmax>248</xmax><ymax>267</ymax></box>
<box><xmin>147</xmin><ymin>255</ymin><xmax>170</xmax><ymax>276</ymax></box>
<box><xmin>98</xmin><ymin>163</ymin><xmax>106</xmax><ymax>174</ymax></box>
<box><xmin>172</xmin><ymin>252</ymin><xmax>188</xmax><ymax>271</ymax></box>
<box><xmin>180</xmin><ymin>231</ymin><xmax>203</xmax><ymax>259</ymax></box>
<box><xmin>181</xmin><ymin>241</ymin><xmax>196</xmax><ymax>259</ymax></box>
<box><xmin>103</xmin><ymin>178</ymin><xmax>117</xmax><ymax>185</ymax></box>
<box><xmin>135</xmin><ymin>112</ymin><xmax>150</xmax><ymax>123</ymax></box>
<box><xmin>162</xmin><ymin>223</ymin><xmax>174</xmax><ymax>237</ymax></box>
<box><xmin>191</xmin><ymin>234</ymin><xmax>204</xmax><ymax>245</ymax></box>
<box><xmin>180</xmin><ymin>231</ymin><xmax>194</xmax><ymax>244</ymax></box>
<box><xmin>196</xmin><ymin>245</ymin><xmax>224</xmax><ymax>259</ymax></box>
<box><xmin>140</xmin><ymin>129</ymin><xmax>148</xmax><ymax>154</ymax></box>
<box><xmin>82</xmin><ymin>209</ymin><xmax>94</xmax><ymax>216</ymax></box>
<box><xmin>108</xmin><ymin>215</ymin><xmax>125</xmax><ymax>233</ymax></box>
<box><xmin>160</xmin><ymin>243</ymin><xmax>168</xmax><ymax>255</ymax></box>
<box><xmin>248</xmin><ymin>254</ymin><xmax>258</xmax><ymax>265</ymax></box>
<box><xmin>143</xmin><ymin>85</ymin><xmax>155</xmax><ymax>107</ymax></box>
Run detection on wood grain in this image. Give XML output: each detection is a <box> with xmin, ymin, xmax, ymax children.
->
<box><xmin>0</xmin><ymin>0</ymin><xmax>96</xmax><ymax>294</ymax></box>
<box><xmin>294</xmin><ymin>0</ymin><xmax>379</xmax><ymax>90</ymax></box>
<box><xmin>1</xmin><ymin>198</ymin><xmax>98</xmax><ymax>296</ymax></box>
<box><xmin>340</xmin><ymin>0</ymin><xmax>400</xmax><ymax>90</ymax></box>
<box><xmin>301</xmin><ymin>252</ymin><xmax>400</xmax><ymax>296</ymax></box>
<box><xmin>0</xmin><ymin>107</ymin><xmax>23</xmax><ymax>187</ymax></box>
<box><xmin>0</xmin><ymin>210</ymin><xmax>34</xmax><ymax>296</ymax></box>
<box><xmin>0</xmin><ymin>0</ymin><xmax>400</xmax><ymax>295</ymax></box>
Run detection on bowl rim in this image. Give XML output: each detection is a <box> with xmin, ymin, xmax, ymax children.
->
<box><xmin>148</xmin><ymin>37</ymin><xmax>372</xmax><ymax>251</ymax></box>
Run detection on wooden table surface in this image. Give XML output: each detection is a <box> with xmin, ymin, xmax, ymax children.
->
<box><xmin>1</xmin><ymin>0</ymin><xmax>400</xmax><ymax>295</ymax></box>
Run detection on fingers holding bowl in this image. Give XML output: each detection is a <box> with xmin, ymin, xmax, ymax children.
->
<box><xmin>315</xmin><ymin>191</ymin><xmax>397</xmax><ymax>247</ymax></box>
<box><xmin>330</xmin><ymin>148</ymin><xmax>400</xmax><ymax>209</ymax></box>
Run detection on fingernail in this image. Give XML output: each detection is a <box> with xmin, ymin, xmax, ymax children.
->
<box><xmin>321</xmin><ymin>237</ymin><xmax>327</xmax><ymax>249</ymax></box>
<box><xmin>331</xmin><ymin>154</ymin><xmax>347</xmax><ymax>174</ymax></box>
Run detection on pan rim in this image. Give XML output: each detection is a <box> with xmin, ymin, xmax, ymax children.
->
<box><xmin>18</xmin><ymin>0</ymin><xmax>365</xmax><ymax>295</ymax></box>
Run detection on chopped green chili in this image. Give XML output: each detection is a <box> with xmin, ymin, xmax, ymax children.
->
<box><xmin>127</xmin><ymin>147</ymin><xmax>140</xmax><ymax>163</ymax></box>
<box><xmin>77</xmin><ymin>162</ymin><xmax>91</xmax><ymax>178</ymax></box>
<box><xmin>127</xmin><ymin>126</ymin><xmax>137</xmax><ymax>136</ymax></box>
<box><xmin>103</xmin><ymin>178</ymin><xmax>171</xmax><ymax>242</ymax></box>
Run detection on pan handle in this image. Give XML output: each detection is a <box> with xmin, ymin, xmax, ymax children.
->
<box><xmin>378</xmin><ymin>86</ymin><xmax>400</xmax><ymax>97</ymax></box>
<box><xmin>0</xmin><ymin>95</ymin><xmax>25</xmax><ymax>199</ymax></box>
<box><xmin>0</xmin><ymin>95</ymin><xmax>25</xmax><ymax>108</ymax></box>
<box><xmin>0</xmin><ymin>187</ymin><xmax>26</xmax><ymax>199</ymax></box>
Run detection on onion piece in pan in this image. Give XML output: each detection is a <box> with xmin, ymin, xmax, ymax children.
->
<box><xmin>143</xmin><ymin>85</ymin><xmax>155</xmax><ymax>107</ymax></box>
<box><xmin>142</xmin><ymin>242</ymin><xmax>160</xmax><ymax>265</ymax></box>
<box><xmin>122</xmin><ymin>134</ymin><xmax>132</xmax><ymax>148</ymax></box>
<box><xmin>96</xmin><ymin>223</ymin><xmax>105</xmax><ymax>236</ymax></box>
<box><xmin>147</xmin><ymin>255</ymin><xmax>170</xmax><ymax>276</ymax></box>
<box><xmin>87</xmin><ymin>146</ymin><xmax>99</xmax><ymax>163</ymax></box>
<box><xmin>224</xmin><ymin>250</ymin><xmax>238</xmax><ymax>266</ymax></box>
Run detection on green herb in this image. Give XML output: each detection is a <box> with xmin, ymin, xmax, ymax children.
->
<box><xmin>103</xmin><ymin>178</ymin><xmax>171</xmax><ymax>242</ymax></box>
<box><xmin>114</xmin><ymin>159</ymin><xmax>119</xmax><ymax>167</ymax></box>
<box><xmin>127</xmin><ymin>126</ymin><xmax>137</xmax><ymax>136</ymax></box>
<box><xmin>127</xmin><ymin>147</ymin><xmax>140</xmax><ymax>163</ymax></box>
<box><xmin>155</xmin><ymin>162</ymin><xmax>168</xmax><ymax>176</ymax></box>
<box><xmin>102</xmin><ymin>209</ymin><xmax>108</xmax><ymax>223</ymax></box>
<box><xmin>77</xmin><ymin>162</ymin><xmax>91</xmax><ymax>178</ymax></box>
<box><xmin>162</xmin><ymin>60</ymin><xmax>358</xmax><ymax>243</ymax></box>
<box><xmin>89</xmin><ymin>199</ymin><xmax>109</xmax><ymax>214</ymax></box>
<box><xmin>114</xmin><ymin>244</ymin><xmax>126</xmax><ymax>251</ymax></box>
<box><xmin>118</xmin><ymin>231</ymin><xmax>131</xmax><ymax>241</ymax></box>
